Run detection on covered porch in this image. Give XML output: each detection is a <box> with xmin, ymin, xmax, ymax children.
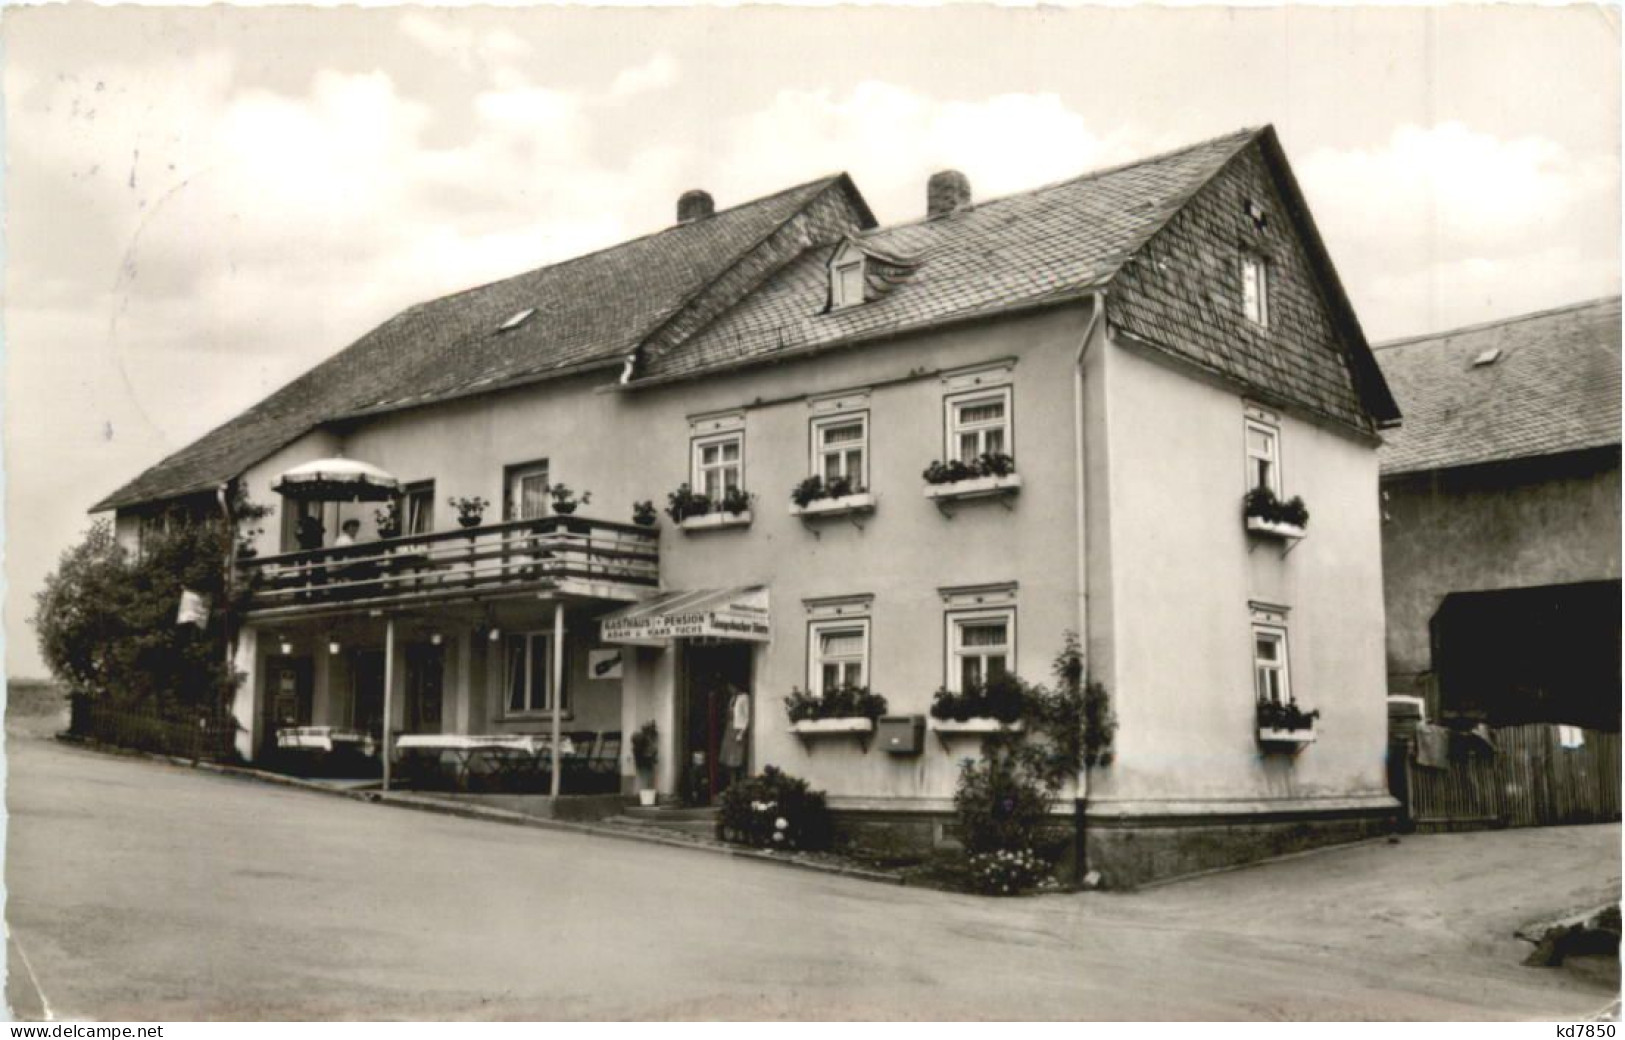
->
<box><xmin>233</xmin><ymin>589</ymin><xmax>638</xmax><ymax>804</ymax></box>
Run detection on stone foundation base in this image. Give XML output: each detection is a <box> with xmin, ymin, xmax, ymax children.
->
<box><xmin>826</xmin><ymin>800</ymin><xmax>1396</xmax><ymax>889</ymax></box>
<box><xmin>1082</xmin><ymin>803</ymin><xmax>1397</xmax><ymax>889</ymax></box>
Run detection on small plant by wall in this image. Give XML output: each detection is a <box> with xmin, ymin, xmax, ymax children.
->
<box><xmin>716</xmin><ymin>766</ymin><xmax>834</xmax><ymax>850</ymax></box>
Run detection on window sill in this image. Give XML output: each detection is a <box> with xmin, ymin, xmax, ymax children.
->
<box><xmin>499</xmin><ymin>712</ymin><xmax>576</xmax><ymax>724</ymax></box>
<box><xmin>1245</xmin><ymin>517</ymin><xmax>1306</xmax><ymax>541</ymax></box>
<box><xmin>678</xmin><ymin>511</ymin><xmax>753</xmax><ymax>532</ymax></box>
<box><xmin>789</xmin><ymin>717</ymin><xmax>875</xmax><ymax>734</ymax></box>
<box><xmin>1257</xmin><ymin>724</ymin><xmax>1316</xmax><ymax>751</ymax></box>
<box><xmin>928</xmin><ymin>718</ymin><xmax>1025</xmax><ymax>735</ymax></box>
<box><xmin>922</xmin><ymin>473</ymin><xmax>1022</xmax><ymax>502</ymax></box>
<box><xmin>789</xmin><ymin>492</ymin><xmax>876</xmax><ymax>519</ymax></box>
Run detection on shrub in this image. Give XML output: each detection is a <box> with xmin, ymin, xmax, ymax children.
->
<box><xmin>631</xmin><ymin>720</ymin><xmax>659</xmax><ymax>770</ymax></box>
<box><xmin>717</xmin><ymin>766</ymin><xmax>833</xmax><ymax>851</ymax></box>
<box><xmin>965</xmin><ymin>848</ymin><xmax>1057</xmax><ymax>896</ymax></box>
<box><xmin>32</xmin><ymin>495</ymin><xmax>265</xmax><ymax>725</ymax></box>
<box><xmin>953</xmin><ymin>749</ymin><xmax>1055</xmax><ymax>855</ymax></box>
<box><xmin>784</xmin><ymin>684</ymin><xmax>889</xmax><ymax>722</ymax></box>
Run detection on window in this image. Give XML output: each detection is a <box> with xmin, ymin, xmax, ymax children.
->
<box><xmin>402</xmin><ymin>481</ymin><xmax>435</xmax><ymax>535</ymax></box>
<box><xmin>1242</xmin><ymin>255</ymin><xmax>1269</xmax><ymax>327</ymax></box>
<box><xmin>505</xmin><ymin>461</ymin><xmax>549</xmax><ymax>521</ymax></box>
<box><xmin>1252</xmin><ymin>624</ymin><xmax>1290</xmax><ymax>705</ymax></box>
<box><xmin>947</xmin><ymin>609</ymin><xmax>1015</xmax><ymax>691</ymax></box>
<box><xmin>947</xmin><ymin>387</ymin><xmax>1012</xmax><ymax>465</ymax></box>
<box><xmin>504</xmin><ymin>632</ymin><xmax>568</xmax><ymax>715</ymax></box>
<box><xmin>832</xmin><ymin>260</ymin><xmax>866</xmax><ymax>309</ymax></box>
<box><xmin>811</xmin><ymin>413</ymin><xmax>868</xmax><ymax>489</ymax></box>
<box><xmin>693</xmin><ymin>432</ymin><xmax>744</xmax><ymax>502</ymax></box>
<box><xmin>809</xmin><ymin>619</ymin><xmax>869</xmax><ymax>695</ymax></box>
<box><xmin>1245</xmin><ymin>418</ymin><xmax>1280</xmax><ymax>494</ymax></box>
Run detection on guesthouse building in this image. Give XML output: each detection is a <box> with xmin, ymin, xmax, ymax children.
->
<box><xmin>93</xmin><ymin>126</ymin><xmax>1402</xmax><ymax>886</ymax></box>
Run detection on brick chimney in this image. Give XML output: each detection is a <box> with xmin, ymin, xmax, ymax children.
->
<box><xmin>927</xmin><ymin>170</ymin><xmax>971</xmax><ymax>219</ymax></box>
<box><xmin>677</xmin><ymin>190</ymin><xmax>715</xmax><ymax>224</ymax></box>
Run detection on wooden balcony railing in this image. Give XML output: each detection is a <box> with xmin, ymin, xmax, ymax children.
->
<box><xmin>239</xmin><ymin>515</ymin><xmax>660</xmax><ymax>614</ymax></box>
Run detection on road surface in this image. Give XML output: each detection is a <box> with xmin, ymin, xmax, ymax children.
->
<box><xmin>6</xmin><ymin>710</ymin><xmax>1619</xmax><ymax>1020</ymax></box>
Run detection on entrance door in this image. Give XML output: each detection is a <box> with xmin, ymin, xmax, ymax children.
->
<box><xmin>262</xmin><ymin>656</ymin><xmax>313</xmax><ymax>757</ymax></box>
<box><xmin>681</xmin><ymin>642</ymin><xmax>753</xmax><ymax>805</ymax></box>
<box><xmin>352</xmin><ymin>650</ymin><xmax>386</xmax><ymax>737</ymax></box>
<box><xmin>405</xmin><ymin>645</ymin><xmax>445</xmax><ymax>734</ymax></box>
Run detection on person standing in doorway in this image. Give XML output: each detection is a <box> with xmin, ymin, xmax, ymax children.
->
<box><xmin>719</xmin><ymin>683</ymin><xmax>750</xmax><ymax>789</ymax></box>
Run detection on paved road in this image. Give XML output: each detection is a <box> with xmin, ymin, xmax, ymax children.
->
<box><xmin>6</xmin><ymin>714</ymin><xmax>1619</xmax><ymax>1020</ymax></box>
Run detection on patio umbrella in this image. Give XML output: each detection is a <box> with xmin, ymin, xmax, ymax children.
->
<box><xmin>272</xmin><ymin>455</ymin><xmax>400</xmax><ymax>502</ymax></box>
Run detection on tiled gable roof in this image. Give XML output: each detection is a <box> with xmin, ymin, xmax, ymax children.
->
<box><xmin>634</xmin><ymin>127</ymin><xmax>1397</xmax><ymax>435</ymax></box>
<box><xmin>1374</xmin><ymin>296</ymin><xmax>1622</xmax><ymax>475</ymax></box>
<box><xmin>638</xmin><ymin>129</ymin><xmax>1260</xmax><ymax>382</ymax></box>
<box><xmin>92</xmin><ymin>176</ymin><xmax>865</xmax><ymax>512</ymax></box>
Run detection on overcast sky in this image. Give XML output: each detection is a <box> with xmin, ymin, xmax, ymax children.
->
<box><xmin>5</xmin><ymin>4</ymin><xmax>1620</xmax><ymax>679</ymax></box>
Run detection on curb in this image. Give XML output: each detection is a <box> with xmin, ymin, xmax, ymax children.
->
<box><xmin>50</xmin><ymin>734</ymin><xmax>905</xmax><ymax>887</ymax></box>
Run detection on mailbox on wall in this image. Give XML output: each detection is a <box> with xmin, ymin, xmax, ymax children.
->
<box><xmin>878</xmin><ymin>715</ymin><xmax>925</xmax><ymax>756</ymax></box>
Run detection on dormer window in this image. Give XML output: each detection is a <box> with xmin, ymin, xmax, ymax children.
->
<box><xmin>828</xmin><ymin>241</ymin><xmax>867</xmax><ymax>311</ymax></box>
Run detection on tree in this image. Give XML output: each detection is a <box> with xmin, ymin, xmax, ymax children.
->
<box><xmin>32</xmin><ymin>495</ymin><xmax>265</xmax><ymax>720</ymax></box>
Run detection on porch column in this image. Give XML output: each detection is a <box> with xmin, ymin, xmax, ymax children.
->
<box><xmin>230</xmin><ymin>626</ymin><xmax>261</xmax><ymax>762</ymax></box>
<box><xmin>549</xmin><ymin>602</ymin><xmax>565</xmax><ymax>798</ymax></box>
<box><xmin>382</xmin><ymin>617</ymin><xmax>396</xmax><ymax>790</ymax></box>
<box><xmin>453</xmin><ymin>628</ymin><xmax>475</xmax><ymax>734</ymax></box>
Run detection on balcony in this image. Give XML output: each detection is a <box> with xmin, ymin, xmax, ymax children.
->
<box><xmin>239</xmin><ymin>516</ymin><xmax>660</xmax><ymax>618</ymax></box>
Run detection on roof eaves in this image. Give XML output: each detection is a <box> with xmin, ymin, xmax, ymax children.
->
<box><xmin>614</xmin><ymin>284</ymin><xmax>1105</xmax><ymax>393</ymax></box>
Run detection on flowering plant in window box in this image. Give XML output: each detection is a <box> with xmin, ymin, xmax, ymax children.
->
<box><xmin>668</xmin><ymin>484</ymin><xmax>754</xmax><ymax>530</ymax></box>
<box><xmin>789</xmin><ymin>475</ymin><xmax>875</xmax><ymax>518</ymax></box>
<box><xmin>664</xmin><ymin>483</ymin><xmax>711</xmax><ymax>523</ymax></box>
<box><xmin>784</xmin><ymin>684</ymin><xmax>888</xmax><ymax>736</ymax></box>
<box><xmin>929</xmin><ymin>673</ymin><xmax>1029</xmax><ymax>726</ymax></box>
<box><xmin>1257</xmin><ymin>697</ymin><xmax>1319</xmax><ymax>747</ymax></box>
<box><xmin>1243</xmin><ymin>487</ymin><xmax>1310</xmax><ymax>539</ymax></box>
<box><xmin>922</xmin><ymin>454</ymin><xmax>1022</xmax><ymax>503</ymax></box>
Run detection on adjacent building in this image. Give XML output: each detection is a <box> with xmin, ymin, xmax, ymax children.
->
<box><xmin>92</xmin><ymin>126</ymin><xmax>1402</xmax><ymax>886</ymax></box>
<box><xmin>1375</xmin><ymin>297</ymin><xmax>1622</xmax><ymax>732</ymax></box>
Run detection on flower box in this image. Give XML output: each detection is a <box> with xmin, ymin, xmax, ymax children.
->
<box><xmin>789</xmin><ymin>492</ymin><xmax>876</xmax><ymax>519</ymax></box>
<box><xmin>789</xmin><ymin>717</ymin><xmax>875</xmax><ymax>735</ymax></box>
<box><xmin>922</xmin><ymin>473</ymin><xmax>1023</xmax><ymax>502</ymax></box>
<box><xmin>679</xmin><ymin>510</ymin><xmax>753</xmax><ymax>532</ymax></box>
<box><xmin>1246</xmin><ymin>516</ymin><xmax>1306</xmax><ymax>540</ymax></box>
<box><xmin>928</xmin><ymin>718</ymin><xmax>1025</xmax><ymax>735</ymax></box>
<box><xmin>1257</xmin><ymin>724</ymin><xmax>1316</xmax><ymax>749</ymax></box>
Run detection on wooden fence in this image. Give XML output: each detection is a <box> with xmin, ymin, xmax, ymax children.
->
<box><xmin>1395</xmin><ymin>723</ymin><xmax>1621</xmax><ymax>832</ymax></box>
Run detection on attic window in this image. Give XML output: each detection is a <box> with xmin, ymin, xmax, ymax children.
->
<box><xmin>1241</xmin><ymin>254</ymin><xmax>1269</xmax><ymax>327</ymax></box>
<box><xmin>1244</xmin><ymin>199</ymin><xmax>1269</xmax><ymax>231</ymax></box>
<box><xmin>1472</xmin><ymin>348</ymin><xmax>1502</xmax><ymax>368</ymax></box>
<box><xmin>498</xmin><ymin>307</ymin><xmax>536</xmax><ymax>332</ymax></box>
<box><xmin>832</xmin><ymin>258</ymin><xmax>865</xmax><ymax>310</ymax></box>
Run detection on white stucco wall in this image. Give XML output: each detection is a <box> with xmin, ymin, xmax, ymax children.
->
<box><xmin>1086</xmin><ymin>336</ymin><xmax>1391</xmax><ymax>812</ymax></box>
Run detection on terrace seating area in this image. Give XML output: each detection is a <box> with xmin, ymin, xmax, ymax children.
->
<box><xmin>392</xmin><ymin>730</ymin><xmax>623</xmax><ymax>794</ymax></box>
<box><xmin>240</xmin><ymin>516</ymin><xmax>659</xmax><ymax>617</ymax></box>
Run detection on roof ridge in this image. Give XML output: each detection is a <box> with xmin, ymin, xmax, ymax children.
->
<box><xmin>419</xmin><ymin>173</ymin><xmax>847</xmax><ymax>309</ymax></box>
<box><xmin>854</xmin><ymin>126</ymin><xmax>1263</xmax><ymax>240</ymax></box>
<box><xmin>1374</xmin><ymin>295</ymin><xmax>1624</xmax><ymax>350</ymax></box>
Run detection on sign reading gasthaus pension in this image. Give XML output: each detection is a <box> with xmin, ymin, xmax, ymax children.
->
<box><xmin>600</xmin><ymin>586</ymin><xmax>772</xmax><ymax>644</ymax></box>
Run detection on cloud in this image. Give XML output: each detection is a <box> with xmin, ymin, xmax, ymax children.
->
<box><xmin>608</xmin><ymin>52</ymin><xmax>679</xmax><ymax>99</ymax></box>
<box><xmin>714</xmin><ymin>81</ymin><xmax>1139</xmax><ymax>222</ymax></box>
<box><xmin>397</xmin><ymin>13</ymin><xmax>532</xmax><ymax>76</ymax></box>
<box><xmin>1296</xmin><ymin>122</ymin><xmax>1620</xmax><ymax>339</ymax></box>
<box><xmin>1300</xmin><ymin>122</ymin><xmax>1618</xmax><ymax>259</ymax></box>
